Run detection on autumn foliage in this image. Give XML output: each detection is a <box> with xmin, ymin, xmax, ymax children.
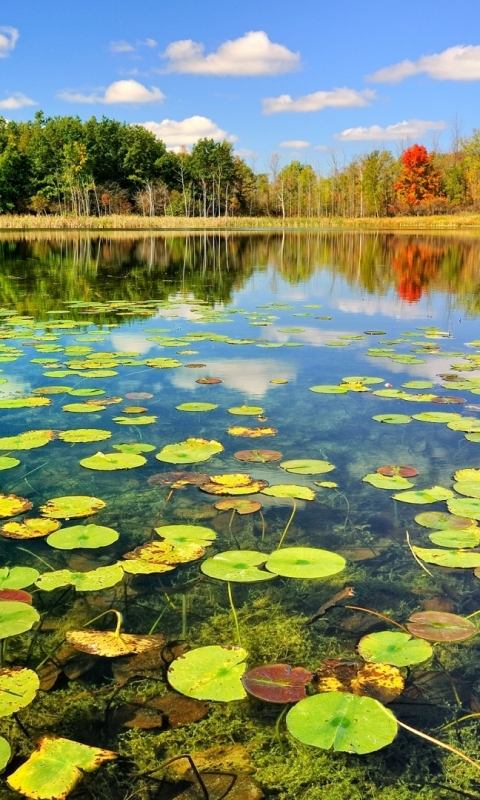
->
<box><xmin>395</xmin><ymin>144</ymin><xmax>444</xmax><ymax>208</ymax></box>
<box><xmin>392</xmin><ymin>241</ymin><xmax>443</xmax><ymax>303</ymax></box>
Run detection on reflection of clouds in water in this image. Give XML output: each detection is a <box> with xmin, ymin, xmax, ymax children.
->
<box><xmin>0</xmin><ymin>376</ymin><xmax>31</xmax><ymax>397</ymax></box>
<box><xmin>154</xmin><ymin>303</ymin><xmax>205</xmax><ymax>321</ymax></box>
<box><xmin>359</xmin><ymin>354</ymin><xmax>480</xmax><ymax>385</ymax></box>
<box><xmin>270</xmin><ymin>326</ymin><xmax>365</xmax><ymax>347</ymax></box>
<box><xmin>169</xmin><ymin>358</ymin><xmax>296</xmax><ymax>398</ymax></box>
<box><xmin>336</xmin><ymin>297</ymin><xmax>435</xmax><ymax>320</ymax></box>
<box><xmin>110</xmin><ymin>332</ymin><xmax>156</xmax><ymax>355</ymax></box>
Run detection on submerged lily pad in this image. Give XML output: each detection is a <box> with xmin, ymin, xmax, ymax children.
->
<box><xmin>242</xmin><ymin>664</ymin><xmax>312</xmax><ymax>703</ymax></box>
<box><xmin>406</xmin><ymin>611</ymin><xmax>475</xmax><ymax>642</ymax></box>
<box><xmin>372</xmin><ymin>414</ymin><xmax>412</xmax><ymax>424</ymax></box>
<box><xmin>168</xmin><ymin>645</ymin><xmax>248</xmax><ymax>702</ymax></box>
<box><xmin>40</xmin><ymin>495</ymin><xmax>106</xmax><ymax>519</ymax></box>
<box><xmin>47</xmin><ymin>524</ymin><xmax>119</xmax><ymax>550</ymax></box>
<box><xmin>0</xmin><ymin>518</ymin><xmax>61</xmax><ymax>540</ymax></box>
<box><xmin>58</xmin><ymin>429</ymin><xmax>112</xmax><ymax>444</ymax></box>
<box><xmin>79</xmin><ymin>452</ymin><xmax>147</xmax><ymax>471</ymax></box>
<box><xmin>266</xmin><ymin>547</ymin><xmax>346</xmax><ymax>579</ymax></box>
<box><xmin>286</xmin><ymin>692</ymin><xmax>397</xmax><ymax>754</ymax></box>
<box><xmin>113</xmin><ymin>442</ymin><xmax>156</xmax><ymax>454</ymax></box>
<box><xmin>156</xmin><ymin>438</ymin><xmax>223</xmax><ymax>465</ymax></box>
<box><xmin>261</xmin><ymin>485</ymin><xmax>315</xmax><ymax>501</ymax></box>
<box><xmin>357</xmin><ymin>631</ymin><xmax>433</xmax><ymax>667</ymax></box>
<box><xmin>393</xmin><ymin>486</ymin><xmax>454</xmax><ymax>504</ymax></box>
<box><xmin>202</xmin><ymin>551</ymin><xmax>275</xmax><ymax>583</ymax></box>
<box><xmin>0</xmin><ymin>494</ymin><xmax>33</xmax><ymax>519</ymax></box>
<box><xmin>280</xmin><ymin>459</ymin><xmax>335</xmax><ymax>475</ymax></box>
<box><xmin>363</xmin><ymin>474</ymin><xmax>413</xmax><ymax>490</ymax></box>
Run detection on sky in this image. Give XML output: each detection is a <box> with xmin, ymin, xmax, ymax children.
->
<box><xmin>1</xmin><ymin>0</ymin><xmax>480</xmax><ymax>169</ymax></box>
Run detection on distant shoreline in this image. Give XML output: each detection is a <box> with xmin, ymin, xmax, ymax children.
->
<box><xmin>1</xmin><ymin>214</ymin><xmax>480</xmax><ymax>231</ymax></box>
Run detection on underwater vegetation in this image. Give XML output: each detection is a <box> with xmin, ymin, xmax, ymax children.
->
<box><xmin>2</xmin><ymin>235</ymin><xmax>480</xmax><ymax>798</ymax></box>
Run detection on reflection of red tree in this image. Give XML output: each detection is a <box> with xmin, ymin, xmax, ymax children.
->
<box><xmin>392</xmin><ymin>242</ymin><xmax>443</xmax><ymax>303</ymax></box>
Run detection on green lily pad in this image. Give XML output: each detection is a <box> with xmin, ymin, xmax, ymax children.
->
<box><xmin>453</xmin><ymin>481</ymin><xmax>480</xmax><ymax>499</ymax></box>
<box><xmin>309</xmin><ymin>385</ymin><xmax>348</xmax><ymax>394</ymax></box>
<box><xmin>447</xmin><ymin>497</ymin><xmax>480</xmax><ymax>520</ymax></box>
<box><xmin>0</xmin><ymin>456</ymin><xmax>20</xmax><ymax>471</ymax></box>
<box><xmin>363</xmin><ymin>474</ymin><xmax>414</xmax><ymax>490</ymax></box>
<box><xmin>0</xmin><ymin>736</ymin><xmax>10</xmax><ymax>772</ymax></box>
<box><xmin>372</xmin><ymin>389</ymin><xmax>403</xmax><ymax>398</ymax></box>
<box><xmin>113</xmin><ymin>415</ymin><xmax>157</xmax><ymax>425</ymax></box>
<box><xmin>0</xmin><ymin>397</ymin><xmax>51</xmax><ymax>409</ymax></box>
<box><xmin>228</xmin><ymin>405</ymin><xmax>264</xmax><ymax>416</ymax></box>
<box><xmin>466</xmin><ymin>433</ymin><xmax>480</xmax><ymax>443</ymax></box>
<box><xmin>62</xmin><ymin>403</ymin><xmax>105</xmax><ymax>413</ymax></box>
<box><xmin>0</xmin><ymin>567</ymin><xmax>39</xmax><ymax>590</ymax></box>
<box><xmin>68</xmin><ymin>388</ymin><xmax>105</xmax><ymax>397</ymax></box>
<box><xmin>412</xmin><ymin>545</ymin><xmax>480</xmax><ymax>568</ymax></box>
<box><xmin>265</xmin><ymin>547</ymin><xmax>346</xmax><ymax>579</ymax></box>
<box><xmin>261</xmin><ymin>485</ymin><xmax>315</xmax><ymax>501</ymax></box>
<box><xmin>35</xmin><ymin>564</ymin><xmax>124</xmax><ymax>592</ymax></box>
<box><xmin>201</xmin><ymin>551</ymin><xmax>275</xmax><ymax>583</ymax></box>
<box><xmin>146</xmin><ymin>357</ymin><xmax>182</xmax><ymax>368</ymax></box>
<box><xmin>412</xmin><ymin>412</ymin><xmax>462</xmax><ymax>423</ymax></box>
<box><xmin>280</xmin><ymin>459</ymin><xmax>335</xmax><ymax>475</ymax></box>
<box><xmin>393</xmin><ymin>486</ymin><xmax>454</xmax><ymax>504</ymax></box>
<box><xmin>402</xmin><ymin>381</ymin><xmax>434</xmax><ymax>389</ymax></box>
<box><xmin>0</xmin><ymin>601</ymin><xmax>39</xmax><ymax>638</ymax></box>
<box><xmin>176</xmin><ymin>402</ymin><xmax>218</xmax><ymax>412</ymax></box>
<box><xmin>372</xmin><ymin>414</ymin><xmax>412</xmax><ymax>424</ymax></box>
<box><xmin>343</xmin><ymin>376</ymin><xmax>384</xmax><ymax>385</ymax></box>
<box><xmin>168</xmin><ymin>645</ymin><xmax>248</xmax><ymax>702</ymax></box>
<box><xmin>414</xmin><ymin>511</ymin><xmax>475</xmax><ymax>530</ymax></box>
<box><xmin>112</xmin><ymin>443</ymin><xmax>155</xmax><ymax>454</ymax></box>
<box><xmin>58</xmin><ymin>429</ymin><xmax>112</xmax><ymax>444</ymax></box>
<box><xmin>406</xmin><ymin>611</ymin><xmax>475</xmax><ymax>642</ymax></box>
<box><xmin>0</xmin><ymin>668</ymin><xmax>39</xmax><ymax>717</ymax></box>
<box><xmin>156</xmin><ymin>524</ymin><xmax>216</xmax><ymax>547</ymax></box>
<box><xmin>156</xmin><ymin>438</ymin><xmax>223</xmax><ymax>465</ymax></box>
<box><xmin>447</xmin><ymin>417</ymin><xmax>480</xmax><ymax>433</ymax></box>
<box><xmin>46</xmin><ymin>524</ymin><xmax>119</xmax><ymax>550</ymax></box>
<box><xmin>40</xmin><ymin>495</ymin><xmax>106</xmax><ymax>519</ymax></box>
<box><xmin>357</xmin><ymin>631</ymin><xmax>433</xmax><ymax>667</ymax></box>
<box><xmin>454</xmin><ymin>468</ymin><xmax>480</xmax><ymax>483</ymax></box>
<box><xmin>79</xmin><ymin>451</ymin><xmax>147</xmax><ymax>471</ymax></box>
<box><xmin>428</xmin><ymin>529</ymin><xmax>480</xmax><ymax>548</ymax></box>
<box><xmin>286</xmin><ymin>692</ymin><xmax>397</xmax><ymax>754</ymax></box>
<box><xmin>0</xmin><ymin>430</ymin><xmax>54</xmax><ymax>450</ymax></box>
<box><xmin>7</xmin><ymin>736</ymin><xmax>116</xmax><ymax>800</ymax></box>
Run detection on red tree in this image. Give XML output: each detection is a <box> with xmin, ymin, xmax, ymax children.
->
<box><xmin>395</xmin><ymin>144</ymin><xmax>443</xmax><ymax>208</ymax></box>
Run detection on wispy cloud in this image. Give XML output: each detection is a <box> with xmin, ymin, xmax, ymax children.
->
<box><xmin>334</xmin><ymin>119</ymin><xmax>446</xmax><ymax>141</ymax></box>
<box><xmin>279</xmin><ymin>140</ymin><xmax>310</xmax><ymax>148</ymax></box>
<box><xmin>0</xmin><ymin>26</ymin><xmax>19</xmax><ymax>58</ymax></box>
<box><xmin>110</xmin><ymin>40</ymin><xmax>135</xmax><ymax>53</ymax></box>
<box><xmin>0</xmin><ymin>92</ymin><xmax>36</xmax><ymax>109</ymax></box>
<box><xmin>141</xmin><ymin>38</ymin><xmax>157</xmax><ymax>48</ymax></box>
<box><xmin>263</xmin><ymin>87</ymin><xmax>375</xmax><ymax>115</ymax></box>
<box><xmin>369</xmin><ymin>44</ymin><xmax>480</xmax><ymax>83</ymax></box>
<box><xmin>141</xmin><ymin>116</ymin><xmax>237</xmax><ymax>150</ymax></box>
<box><xmin>162</xmin><ymin>31</ymin><xmax>300</xmax><ymax>76</ymax></box>
<box><xmin>59</xmin><ymin>80</ymin><xmax>165</xmax><ymax>104</ymax></box>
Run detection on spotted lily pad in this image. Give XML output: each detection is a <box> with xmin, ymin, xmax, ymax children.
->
<box><xmin>454</xmin><ymin>468</ymin><xmax>480</xmax><ymax>483</ymax></box>
<box><xmin>447</xmin><ymin>497</ymin><xmax>480</xmax><ymax>520</ymax></box>
<box><xmin>46</xmin><ymin>524</ymin><xmax>119</xmax><ymax>550</ymax></box>
<box><xmin>242</xmin><ymin>664</ymin><xmax>312</xmax><ymax>703</ymax></box>
<box><xmin>0</xmin><ymin>668</ymin><xmax>39</xmax><ymax>717</ymax></box>
<box><xmin>201</xmin><ymin>474</ymin><xmax>267</xmax><ymax>496</ymax></box>
<box><xmin>156</xmin><ymin>438</ymin><xmax>223</xmax><ymax>465</ymax></box>
<box><xmin>0</xmin><ymin>518</ymin><xmax>61</xmax><ymax>539</ymax></box>
<box><xmin>372</xmin><ymin>414</ymin><xmax>412</xmax><ymax>424</ymax></box>
<box><xmin>406</xmin><ymin>611</ymin><xmax>475</xmax><ymax>642</ymax></box>
<box><xmin>168</xmin><ymin>645</ymin><xmax>248</xmax><ymax>702</ymax></box>
<box><xmin>313</xmin><ymin>660</ymin><xmax>404</xmax><ymax>704</ymax></box>
<box><xmin>448</xmin><ymin>417</ymin><xmax>480</xmax><ymax>433</ymax></box>
<box><xmin>215</xmin><ymin>498</ymin><xmax>262</xmax><ymax>515</ymax></box>
<box><xmin>127</xmin><ymin>540</ymin><xmax>205</xmax><ymax>566</ymax></box>
<box><xmin>261</xmin><ymin>485</ymin><xmax>315</xmax><ymax>501</ymax></box>
<box><xmin>176</xmin><ymin>402</ymin><xmax>218</xmax><ymax>412</ymax></box>
<box><xmin>227</xmin><ymin>426</ymin><xmax>277</xmax><ymax>437</ymax></box>
<box><xmin>393</xmin><ymin>486</ymin><xmax>454</xmax><ymax>504</ymax></box>
<box><xmin>412</xmin><ymin>545</ymin><xmax>480</xmax><ymax>568</ymax></box>
<box><xmin>234</xmin><ymin>450</ymin><xmax>282</xmax><ymax>463</ymax></box>
<box><xmin>66</xmin><ymin>629</ymin><xmax>161</xmax><ymax>657</ymax></box>
<box><xmin>202</xmin><ymin>551</ymin><xmax>275</xmax><ymax>582</ymax></box>
<box><xmin>357</xmin><ymin>631</ymin><xmax>433</xmax><ymax>667</ymax></box>
<box><xmin>266</xmin><ymin>547</ymin><xmax>346</xmax><ymax>579</ymax></box>
<box><xmin>363</xmin><ymin>474</ymin><xmax>414</xmax><ymax>490</ymax></box>
<box><xmin>79</xmin><ymin>452</ymin><xmax>147</xmax><ymax>471</ymax></box>
<box><xmin>58</xmin><ymin>429</ymin><xmax>112</xmax><ymax>444</ymax></box>
<box><xmin>286</xmin><ymin>692</ymin><xmax>397</xmax><ymax>754</ymax></box>
<box><xmin>280</xmin><ymin>459</ymin><xmax>335</xmax><ymax>475</ymax></box>
<box><xmin>0</xmin><ymin>494</ymin><xmax>33</xmax><ymax>519</ymax></box>
<box><xmin>428</xmin><ymin>529</ymin><xmax>480</xmax><ymax>548</ymax></box>
<box><xmin>35</xmin><ymin>564</ymin><xmax>124</xmax><ymax>592</ymax></box>
<box><xmin>40</xmin><ymin>495</ymin><xmax>106</xmax><ymax>519</ymax></box>
<box><xmin>228</xmin><ymin>405</ymin><xmax>264</xmax><ymax>416</ymax></box>
<box><xmin>0</xmin><ymin>430</ymin><xmax>54</xmax><ymax>450</ymax></box>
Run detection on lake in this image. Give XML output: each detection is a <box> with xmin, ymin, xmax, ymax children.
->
<box><xmin>1</xmin><ymin>230</ymin><xmax>480</xmax><ymax>800</ymax></box>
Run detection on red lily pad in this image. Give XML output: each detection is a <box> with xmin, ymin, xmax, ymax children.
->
<box><xmin>125</xmin><ymin>392</ymin><xmax>153</xmax><ymax>400</ymax></box>
<box><xmin>234</xmin><ymin>449</ymin><xmax>283</xmax><ymax>463</ymax></box>
<box><xmin>406</xmin><ymin>611</ymin><xmax>475</xmax><ymax>642</ymax></box>
<box><xmin>432</xmin><ymin>396</ymin><xmax>465</xmax><ymax>404</ymax></box>
<box><xmin>0</xmin><ymin>589</ymin><xmax>32</xmax><ymax>604</ymax></box>
<box><xmin>377</xmin><ymin>465</ymin><xmax>419</xmax><ymax>478</ymax></box>
<box><xmin>196</xmin><ymin>378</ymin><xmax>222</xmax><ymax>385</ymax></box>
<box><xmin>214</xmin><ymin>498</ymin><xmax>262</xmax><ymax>515</ymax></box>
<box><xmin>242</xmin><ymin>663</ymin><xmax>313</xmax><ymax>703</ymax></box>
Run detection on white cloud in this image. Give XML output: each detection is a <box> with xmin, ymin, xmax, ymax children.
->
<box><xmin>170</xmin><ymin>357</ymin><xmax>296</xmax><ymax>397</ymax></box>
<box><xmin>142</xmin><ymin>116</ymin><xmax>237</xmax><ymax>150</ymax></box>
<box><xmin>263</xmin><ymin>87</ymin><xmax>375</xmax><ymax>115</ymax></box>
<box><xmin>59</xmin><ymin>80</ymin><xmax>165</xmax><ymax>104</ymax></box>
<box><xmin>0</xmin><ymin>92</ymin><xmax>36</xmax><ymax>109</ymax></box>
<box><xmin>279</xmin><ymin>140</ymin><xmax>310</xmax><ymax>148</ymax></box>
<box><xmin>162</xmin><ymin>31</ymin><xmax>300</xmax><ymax>76</ymax></box>
<box><xmin>0</xmin><ymin>27</ymin><xmax>19</xmax><ymax>58</ymax></box>
<box><xmin>110</xmin><ymin>40</ymin><xmax>135</xmax><ymax>53</ymax></box>
<box><xmin>141</xmin><ymin>38</ymin><xmax>157</xmax><ymax>48</ymax></box>
<box><xmin>369</xmin><ymin>45</ymin><xmax>480</xmax><ymax>83</ymax></box>
<box><xmin>235</xmin><ymin>148</ymin><xmax>259</xmax><ymax>159</ymax></box>
<box><xmin>334</xmin><ymin>119</ymin><xmax>446</xmax><ymax>141</ymax></box>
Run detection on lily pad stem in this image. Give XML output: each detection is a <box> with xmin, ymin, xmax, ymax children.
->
<box><xmin>148</xmin><ymin>604</ymin><xmax>169</xmax><ymax>635</ymax></box>
<box><xmin>181</xmin><ymin>592</ymin><xmax>187</xmax><ymax>639</ymax></box>
<box><xmin>82</xmin><ymin>609</ymin><xmax>124</xmax><ymax>636</ymax></box>
<box><xmin>398</xmin><ymin>719</ymin><xmax>480</xmax><ymax>773</ymax></box>
<box><xmin>274</xmin><ymin>703</ymin><xmax>289</xmax><ymax>754</ymax></box>
<box><xmin>260</xmin><ymin>510</ymin><xmax>266</xmax><ymax>543</ymax></box>
<box><xmin>227</xmin><ymin>581</ymin><xmax>242</xmax><ymax>647</ymax></box>
<box><xmin>16</xmin><ymin>547</ymin><xmax>54</xmax><ymax>571</ymax></box>
<box><xmin>276</xmin><ymin>498</ymin><xmax>296</xmax><ymax>550</ymax></box>
<box><xmin>442</xmin><ymin>712</ymin><xmax>480</xmax><ymax>730</ymax></box>
<box><xmin>345</xmin><ymin>605</ymin><xmax>410</xmax><ymax>634</ymax></box>
<box><xmin>406</xmin><ymin>530</ymin><xmax>434</xmax><ymax>578</ymax></box>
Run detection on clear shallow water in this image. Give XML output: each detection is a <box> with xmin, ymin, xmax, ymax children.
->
<box><xmin>1</xmin><ymin>231</ymin><xmax>480</xmax><ymax>799</ymax></box>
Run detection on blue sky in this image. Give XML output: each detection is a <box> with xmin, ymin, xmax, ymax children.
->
<box><xmin>1</xmin><ymin>0</ymin><xmax>480</xmax><ymax>168</ymax></box>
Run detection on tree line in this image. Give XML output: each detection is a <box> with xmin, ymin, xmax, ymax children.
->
<box><xmin>1</xmin><ymin>111</ymin><xmax>480</xmax><ymax>217</ymax></box>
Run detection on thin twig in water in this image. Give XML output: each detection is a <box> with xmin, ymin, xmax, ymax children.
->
<box><xmin>406</xmin><ymin>530</ymin><xmax>434</xmax><ymax>577</ymax></box>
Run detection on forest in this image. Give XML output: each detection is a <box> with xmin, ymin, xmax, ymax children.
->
<box><xmin>1</xmin><ymin>111</ymin><xmax>480</xmax><ymax>218</ymax></box>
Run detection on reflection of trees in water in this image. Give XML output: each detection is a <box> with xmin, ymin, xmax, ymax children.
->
<box><xmin>0</xmin><ymin>231</ymin><xmax>479</xmax><ymax>318</ymax></box>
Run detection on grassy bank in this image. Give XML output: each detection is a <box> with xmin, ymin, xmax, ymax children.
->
<box><xmin>1</xmin><ymin>213</ymin><xmax>480</xmax><ymax>230</ymax></box>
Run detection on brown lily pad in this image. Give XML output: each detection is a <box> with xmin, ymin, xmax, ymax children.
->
<box><xmin>377</xmin><ymin>465</ymin><xmax>419</xmax><ymax>478</ymax></box>
<box><xmin>432</xmin><ymin>396</ymin><xmax>465</xmax><ymax>404</ymax></box>
<box><xmin>313</xmin><ymin>658</ymin><xmax>404</xmax><ymax>704</ymax></box>
<box><xmin>121</xmin><ymin>691</ymin><xmax>210</xmax><ymax>729</ymax></box>
<box><xmin>406</xmin><ymin>611</ymin><xmax>476</xmax><ymax>642</ymax></box>
<box><xmin>122</xmin><ymin>406</ymin><xmax>147</xmax><ymax>414</ymax></box>
<box><xmin>148</xmin><ymin>472</ymin><xmax>209</xmax><ymax>488</ymax></box>
<box><xmin>0</xmin><ymin>493</ymin><xmax>33</xmax><ymax>519</ymax></box>
<box><xmin>66</xmin><ymin>629</ymin><xmax>163</xmax><ymax>657</ymax></box>
<box><xmin>215</xmin><ymin>499</ymin><xmax>262</xmax><ymax>515</ymax></box>
<box><xmin>185</xmin><ymin>363</ymin><xmax>206</xmax><ymax>368</ymax></box>
<box><xmin>201</xmin><ymin>474</ymin><xmax>268</xmax><ymax>496</ymax></box>
<box><xmin>171</xmin><ymin>773</ymin><xmax>264</xmax><ymax>800</ymax></box>
<box><xmin>111</xmin><ymin>640</ymin><xmax>185</xmax><ymax>686</ymax></box>
<box><xmin>85</xmin><ymin>396</ymin><xmax>122</xmax><ymax>406</ymax></box>
<box><xmin>38</xmin><ymin>643</ymin><xmax>96</xmax><ymax>690</ymax></box>
<box><xmin>0</xmin><ymin>517</ymin><xmax>61</xmax><ymax>539</ymax></box>
<box><xmin>234</xmin><ymin>449</ymin><xmax>283</xmax><ymax>463</ymax></box>
<box><xmin>196</xmin><ymin>377</ymin><xmax>222</xmax><ymax>384</ymax></box>
<box><xmin>227</xmin><ymin>426</ymin><xmax>277</xmax><ymax>438</ymax></box>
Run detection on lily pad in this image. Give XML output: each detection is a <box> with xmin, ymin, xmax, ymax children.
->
<box><xmin>402</xmin><ymin>381</ymin><xmax>434</xmax><ymax>389</ymax></box>
<box><xmin>155</xmin><ymin>524</ymin><xmax>216</xmax><ymax>547</ymax></box>
<box><xmin>113</xmin><ymin>443</ymin><xmax>156</xmax><ymax>454</ymax></box>
<box><xmin>309</xmin><ymin>385</ymin><xmax>348</xmax><ymax>394</ymax></box>
<box><xmin>127</xmin><ymin>540</ymin><xmax>205</xmax><ymax>566</ymax></box>
<box><xmin>79</xmin><ymin>452</ymin><xmax>147</xmax><ymax>471</ymax></box>
<box><xmin>228</xmin><ymin>405</ymin><xmax>264</xmax><ymax>416</ymax></box>
<box><xmin>47</xmin><ymin>524</ymin><xmax>119</xmax><ymax>550</ymax></box>
<box><xmin>280</xmin><ymin>459</ymin><xmax>335</xmax><ymax>475</ymax></box>
<box><xmin>406</xmin><ymin>611</ymin><xmax>475</xmax><ymax>642</ymax></box>
<box><xmin>196</xmin><ymin>377</ymin><xmax>222</xmax><ymax>384</ymax></box>
<box><xmin>0</xmin><ymin>494</ymin><xmax>33</xmax><ymax>518</ymax></box>
<box><xmin>412</xmin><ymin>412</ymin><xmax>462</xmax><ymax>423</ymax></box>
<box><xmin>0</xmin><ymin>736</ymin><xmax>10</xmax><ymax>771</ymax></box>
<box><xmin>429</xmin><ymin>529</ymin><xmax>480</xmax><ymax>548</ymax></box>
<box><xmin>201</xmin><ymin>551</ymin><xmax>275</xmax><ymax>583</ymax></box>
<box><xmin>66</xmin><ymin>629</ymin><xmax>161</xmax><ymax>657</ymax></box>
<box><xmin>113</xmin><ymin>415</ymin><xmax>157</xmax><ymax>425</ymax></box>
<box><xmin>0</xmin><ymin>430</ymin><xmax>54</xmax><ymax>450</ymax></box>
<box><xmin>313</xmin><ymin>660</ymin><xmax>404</xmax><ymax>704</ymax></box>
<box><xmin>0</xmin><ymin>518</ymin><xmax>61</xmax><ymax>539</ymax></box>
<box><xmin>7</xmin><ymin>736</ymin><xmax>116</xmax><ymax>800</ymax></box>
<box><xmin>234</xmin><ymin>449</ymin><xmax>282</xmax><ymax>463</ymax></box>
<box><xmin>261</xmin><ymin>485</ymin><xmax>315</xmax><ymax>501</ymax></box>
<box><xmin>453</xmin><ymin>468</ymin><xmax>480</xmax><ymax>483</ymax></box>
<box><xmin>176</xmin><ymin>402</ymin><xmax>218</xmax><ymax>412</ymax></box>
<box><xmin>242</xmin><ymin>664</ymin><xmax>312</xmax><ymax>703</ymax></box>
<box><xmin>448</xmin><ymin>417</ymin><xmax>480</xmax><ymax>433</ymax></box>
<box><xmin>393</xmin><ymin>486</ymin><xmax>454</xmax><ymax>504</ymax></box>
<box><xmin>58</xmin><ymin>429</ymin><xmax>112</xmax><ymax>444</ymax></box>
<box><xmin>286</xmin><ymin>692</ymin><xmax>397</xmax><ymax>754</ymax></box>
<box><xmin>227</xmin><ymin>426</ymin><xmax>277</xmax><ymax>437</ymax></box>
<box><xmin>201</xmin><ymin>474</ymin><xmax>267</xmax><ymax>496</ymax></box>
<box><xmin>35</xmin><ymin>564</ymin><xmax>124</xmax><ymax>592</ymax></box>
<box><xmin>0</xmin><ymin>668</ymin><xmax>39</xmax><ymax>717</ymax></box>
<box><xmin>377</xmin><ymin>465</ymin><xmax>418</xmax><ymax>478</ymax></box>
<box><xmin>215</xmin><ymin>498</ymin><xmax>262</xmax><ymax>515</ymax></box>
<box><xmin>168</xmin><ymin>645</ymin><xmax>248</xmax><ymax>702</ymax></box>
<box><xmin>372</xmin><ymin>414</ymin><xmax>412</xmax><ymax>424</ymax></box>
<box><xmin>447</xmin><ymin>497</ymin><xmax>480</xmax><ymax>520</ymax></box>
<box><xmin>40</xmin><ymin>495</ymin><xmax>106</xmax><ymax>519</ymax></box>
<box><xmin>357</xmin><ymin>631</ymin><xmax>433</xmax><ymax>667</ymax></box>
<box><xmin>0</xmin><ymin>456</ymin><xmax>20</xmax><ymax>471</ymax></box>
<box><xmin>266</xmin><ymin>547</ymin><xmax>346</xmax><ymax>579</ymax></box>
<box><xmin>0</xmin><ymin>567</ymin><xmax>39</xmax><ymax>590</ymax></box>
<box><xmin>156</xmin><ymin>438</ymin><xmax>223</xmax><ymax>465</ymax></box>
<box><xmin>363</xmin><ymin>474</ymin><xmax>414</xmax><ymax>490</ymax></box>
<box><xmin>0</xmin><ymin>601</ymin><xmax>39</xmax><ymax>638</ymax></box>
<box><xmin>0</xmin><ymin>397</ymin><xmax>51</xmax><ymax>409</ymax></box>
<box><xmin>415</xmin><ymin>511</ymin><xmax>475</xmax><ymax>530</ymax></box>
<box><xmin>412</xmin><ymin>545</ymin><xmax>480</xmax><ymax>568</ymax></box>
<box><xmin>453</xmin><ymin>481</ymin><xmax>480</xmax><ymax>499</ymax></box>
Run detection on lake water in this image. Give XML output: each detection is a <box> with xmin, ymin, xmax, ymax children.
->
<box><xmin>1</xmin><ymin>231</ymin><xmax>480</xmax><ymax>800</ymax></box>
